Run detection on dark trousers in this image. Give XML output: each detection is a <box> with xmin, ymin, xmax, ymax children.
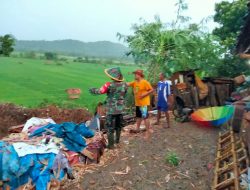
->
<box><xmin>106</xmin><ymin>114</ymin><xmax>123</xmax><ymax>148</ymax></box>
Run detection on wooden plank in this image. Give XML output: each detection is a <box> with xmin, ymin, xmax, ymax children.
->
<box><xmin>213</xmin><ymin>128</ymin><xmax>248</xmax><ymax>190</ymax></box>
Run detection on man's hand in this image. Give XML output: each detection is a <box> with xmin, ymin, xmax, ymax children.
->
<box><xmin>139</xmin><ymin>89</ymin><xmax>154</xmax><ymax>99</ymax></box>
<box><xmin>168</xmin><ymin>103</ymin><xmax>172</xmax><ymax>110</ymax></box>
<box><xmin>139</xmin><ymin>92</ymin><xmax>150</xmax><ymax>99</ymax></box>
<box><xmin>89</xmin><ymin>88</ymin><xmax>100</xmax><ymax>95</ymax></box>
<box><xmin>89</xmin><ymin>88</ymin><xmax>95</xmax><ymax>94</ymax></box>
<box><xmin>139</xmin><ymin>94</ymin><xmax>146</xmax><ymax>99</ymax></box>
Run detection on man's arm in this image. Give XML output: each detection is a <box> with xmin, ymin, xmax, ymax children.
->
<box><xmin>165</xmin><ymin>83</ymin><xmax>171</xmax><ymax>97</ymax></box>
<box><xmin>127</xmin><ymin>81</ymin><xmax>134</xmax><ymax>87</ymax></box>
<box><xmin>139</xmin><ymin>81</ymin><xmax>154</xmax><ymax>99</ymax></box>
<box><xmin>89</xmin><ymin>82</ymin><xmax>111</xmax><ymax>95</ymax></box>
<box><xmin>139</xmin><ymin>89</ymin><xmax>154</xmax><ymax>99</ymax></box>
<box><xmin>166</xmin><ymin>83</ymin><xmax>173</xmax><ymax>108</ymax></box>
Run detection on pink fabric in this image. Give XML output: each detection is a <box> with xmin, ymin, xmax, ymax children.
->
<box><xmin>66</xmin><ymin>151</ymin><xmax>80</xmax><ymax>166</ymax></box>
<box><xmin>28</xmin><ymin>125</ymin><xmax>44</xmax><ymax>133</ymax></box>
<box><xmin>99</xmin><ymin>82</ymin><xmax>111</xmax><ymax>94</ymax></box>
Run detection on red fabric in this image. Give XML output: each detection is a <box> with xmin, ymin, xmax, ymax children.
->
<box><xmin>99</xmin><ymin>82</ymin><xmax>111</xmax><ymax>94</ymax></box>
<box><xmin>65</xmin><ymin>151</ymin><xmax>80</xmax><ymax>166</ymax></box>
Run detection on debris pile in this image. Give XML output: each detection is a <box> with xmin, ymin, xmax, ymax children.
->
<box><xmin>0</xmin><ymin>117</ymin><xmax>106</xmax><ymax>190</ymax></box>
<box><xmin>0</xmin><ymin>103</ymin><xmax>92</xmax><ymax>138</ymax></box>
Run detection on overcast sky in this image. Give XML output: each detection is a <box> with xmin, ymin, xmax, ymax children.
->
<box><xmin>0</xmin><ymin>0</ymin><xmax>223</xmax><ymax>43</ymax></box>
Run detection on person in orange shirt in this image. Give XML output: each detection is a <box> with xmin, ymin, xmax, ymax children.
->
<box><xmin>128</xmin><ymin>70</ymin><xmax>154</xmax><ymax>138</ymax></box>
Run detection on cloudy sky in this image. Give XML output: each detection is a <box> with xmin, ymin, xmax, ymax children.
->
<box><xmin>0</xmin><ymin>0</ymin><xmax>223</xmax><ymax>43</ymax></box>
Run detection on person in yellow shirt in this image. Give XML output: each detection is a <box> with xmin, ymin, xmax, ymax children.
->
<box><xmin>128</xmin><ymin>70</ymin><xmax>154</xmax><ymax>138</ymax></box>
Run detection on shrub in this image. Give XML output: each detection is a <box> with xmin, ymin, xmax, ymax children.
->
<box><xmin>165</xmin><ymin>152</ymin><xmax>180</xmax><ymax>166</ymax></box>
<box><xmin>56</xmin><ymin>62</ymin><xmax>63</xmax><ymax>66</ymax></box>
<box><xmin>44</xmin><ymin>52</ymin><xmax>57</xmax><ymax>60</ymax></box>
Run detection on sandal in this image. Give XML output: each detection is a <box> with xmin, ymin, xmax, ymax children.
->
<box><xmin>129</xmin><ymin>129</ymin><xmax>140</xmax><ymax>133</ymax></box>
<box><xmin>153</xmin><ymin>121</ymin><xmax>160</xmax><ymax>125</ymax></box>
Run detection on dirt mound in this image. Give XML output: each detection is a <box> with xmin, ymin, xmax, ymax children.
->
<box><xmin>0</xmin><ymin>103</ymin><xmax>92</xmax><ymax>138</ymax></box>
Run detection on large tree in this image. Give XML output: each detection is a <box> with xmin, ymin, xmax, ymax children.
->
<box><xmin>0</xmin><ymin>34</ymin><xmax>15</xmax><ymax>56</ymax></box>
<box><xmin>213</xmin><ymin>0</ymin><xmax>248</xmax><ymax>51</ymax></box>
<box><xmin>212</xmin><ymin>0</ymin><xmax>250</xmax><ymax>77</ymax></box>
<box><xmin>118</xmin><ymin>18</ymin><xmax>224</xmax><ymax>83</ymax></box>
<box><xmin>119</xmin><ymin>0</ymin><xmax>250</xmax><ymax>79</ymax></box>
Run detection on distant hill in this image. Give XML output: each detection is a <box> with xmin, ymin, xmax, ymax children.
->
<box><xmin>14</xmin><ymin>39</ymin><xmax>129</xmax><ymax>59</ymax></box>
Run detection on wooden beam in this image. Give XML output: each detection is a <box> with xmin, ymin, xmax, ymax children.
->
<box><xmin>239</xmin><ymin>53</ymin><xmax>250</xmax><ymax>59</ymax></box>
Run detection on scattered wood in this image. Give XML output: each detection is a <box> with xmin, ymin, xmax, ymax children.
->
<box><xmin>156</xmin><ymin>180</ymin><xmax>163</xmax><ymax>188</ymax></box>
<box><xmin>111</xmin><ymin>175</ymin><xmax>116</xmax><ymax>183</ymax></box>
<box><xmin>8</xmin><ymin>124</ymin><xmax>24</xmax><ymax>133</ymax></box>
<box><xmin>121</xmin><ymin>157</ymin><xmax>129</xmax><ymax>161</ymax></box>
<box><xmin>176</xmin><ymin>171</ymin><xmax>191</xmax><ymax>179</ymax></box>
<box><xmin>85</xmin><ymin>169</ymin><xmax>94</xmax><ymax>173</ymax></box>
<box><xmin>103</xmin><ymin>186</ymin><xmax>113</xmax><ymax>189</ymax></box>
<box><xmin>190</xmin><ymin>182</ymin><xmax>196</xmax><ymax>189</ymax></box>
<box><xmin>115</xmin><ymin>186</ymin><xmax>126</xmax><ymax>190</ymax></box>
<box><xmin>110</xmin><ymin>166</ymin><xmax>131</xmax><ymax>175</ymax></box>
<box><xmin>165</xmin><ymin>174</ymin><xmax>170</xmax><ymax>183</ymax></box>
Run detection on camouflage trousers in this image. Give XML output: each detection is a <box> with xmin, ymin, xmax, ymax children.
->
<box><xmin>105</xmin><ymin>114</ymin><xmax>123</xmax><ymax>148</ymax></box>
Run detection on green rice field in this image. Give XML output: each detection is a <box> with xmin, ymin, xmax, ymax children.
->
<box><xmin>0</xmin><ymin>57</ymin><xmax>138</xmax><ymax>112</ymax></box>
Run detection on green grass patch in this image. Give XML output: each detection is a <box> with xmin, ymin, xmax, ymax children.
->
<box><xmin>0</xmin><ymin>57</ymin><xmax>138</xmax><ymax>112</ymax></box>
<box><xmin>165</xmin><ymin>152</ymin><xmax>180</xmax><ymax>166</ymax></box>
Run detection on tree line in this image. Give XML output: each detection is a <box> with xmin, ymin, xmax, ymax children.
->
<box><xmin>1</xmin><ymin>0</ymin><xmax>249</xmax><ymax>79</ymax></box>
<box><xmin>0</xmin><ymin>34</ymin><xmax>15</xmax><ymax>56</ymax></box>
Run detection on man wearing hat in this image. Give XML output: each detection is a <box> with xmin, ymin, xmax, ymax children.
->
<box><xmin>128</xmin><ymin>69</ymin><xmax>154</xmax><ymax>139</ymax></box>
<box><xmin>89</xmin><ymin>67</ymin><xmax>128</xmax><ymax>149</ymax></box>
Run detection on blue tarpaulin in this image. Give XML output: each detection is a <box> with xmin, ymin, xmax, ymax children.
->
<box><xmin>30</xmin><ymin>122</ymin><xmax>95</xmax><ymax>152</ymax></box>
<box><xmin>0</xmin><ymin>122</ymin><xmax>95</xmax><ymax>189</ymax></box>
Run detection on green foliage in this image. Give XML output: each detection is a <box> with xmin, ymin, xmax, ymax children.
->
<box><xmin>213</xmin><ymin>0</ymin><xmax>248</xmax><ymax>50</ymax></box>
<box><xmin>165</xmin><ymin>152</ymin><xmax>180</xmax><ymax>166</ymax></box>
<box><xmin>119</xmin><ymin>18</ymin><xmax>224</xmax><ymax>83</ymax></box>
<box><xmin>118</xmin><ymin>0</ymin><xmax>249</xmax><ymax>79</ymax></box>
<box><xmin>44</xmin><ymin>52</ymin><xmax>57</xmax><ymax>60</ymax></box>
<box><xmin>215</xmin><ymin>56</ymin><xmax>250</xmax><ymax>77</ymax></box>
<box><xmin>125</xmin><ymin>88</ymin><xmax>135</xmax><ymax>113</ymax></box>
<box><xmin>14</xmin><ymin>39</ymin><xmax>129</xmax><ymax>60</ymax></box>
<box><xmin>23</xmin><ymin>51</ymin><xmax>36</xmax><ymax>59</ymax></box>
<box><xmin>73</xmin><ymin>56</ymin><xmax>125</xmax><ymax>65</ymax></box>
<box><xmin>212</xmin><ymin>0</ymin><xmax>249</xmax><ymax>77</ymax></box>
<box><xmin>0</xmin><ymin>34</ymin><xmax>15</xmax><ymax>56</ymax></box>
<box><xmin>173</xmin><ymin>0</ymin><xmax>190</xmax><ymax>28</ymax></box>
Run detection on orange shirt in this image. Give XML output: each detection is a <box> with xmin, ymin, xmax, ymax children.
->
<box><xmin>129</xmin><ymin>79</ymin><xmax>153</xmax><ymax>106</ymax></box>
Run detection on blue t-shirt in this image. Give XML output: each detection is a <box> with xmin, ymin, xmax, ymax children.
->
<box><xmin>157</xmin><ymin>80</ymin><xmax>171</xmax><ymax>108</ymax></box>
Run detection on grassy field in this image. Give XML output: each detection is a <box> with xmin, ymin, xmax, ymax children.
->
<box><xmin>0</xmin><ymin>57</ymin><xmax>138</xmax><ymax>112</ymax></box>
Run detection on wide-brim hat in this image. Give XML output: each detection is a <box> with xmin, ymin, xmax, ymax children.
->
<box><xmin>104</xmin><ymin>67</ymin><xmax>124</xmax><ymax>82</ymax></box>
<box><xmin>132</xmin><ymin>69</ymin><xmax>144</xmax><ymax>78</ymax></box>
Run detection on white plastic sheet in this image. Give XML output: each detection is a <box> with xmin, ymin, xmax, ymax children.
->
<box><xmin>22</xmin><ymin>117</ymin><xmax>56</xmax><ymax>132</ymax></box>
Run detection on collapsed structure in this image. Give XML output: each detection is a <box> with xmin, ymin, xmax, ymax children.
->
<box><xmin>212</xmin><ymin>1</ymin><xmax>250</xmax><ymax>189</ymax></box>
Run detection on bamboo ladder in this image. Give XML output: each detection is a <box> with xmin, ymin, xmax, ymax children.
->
<box><xmin>213</xmin><ymin>129</ymin><xmax>249</xmax><ymax>190</ymax></box>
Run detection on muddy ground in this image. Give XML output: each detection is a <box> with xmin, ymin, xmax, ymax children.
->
<box><xmin>73</xmin><ymin>118</ymin><xmax>219</xmax><ymax>190</ymax></box>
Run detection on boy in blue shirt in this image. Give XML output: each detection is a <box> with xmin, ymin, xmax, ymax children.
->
<box><xmin>154</xmin><ymin>73</ymin><xmax>172</xmax><ymax>128</ymax></box>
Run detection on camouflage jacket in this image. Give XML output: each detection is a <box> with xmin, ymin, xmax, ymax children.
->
<box><xmin>89</xmin><ymin>81</ymin><xmax>128</xmax><ymax>115</ymax></box>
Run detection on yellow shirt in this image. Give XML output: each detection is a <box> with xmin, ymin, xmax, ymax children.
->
<box><xmin>129</xmin><ymin>79</ymin><xmax>153</xmax><ymax>106</ymax></box>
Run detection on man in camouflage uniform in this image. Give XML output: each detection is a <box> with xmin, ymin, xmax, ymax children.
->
<box><xmin>89</xmin><ymin>67</ymin><xmax>128</xmax><ymax>149</ymax></box>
